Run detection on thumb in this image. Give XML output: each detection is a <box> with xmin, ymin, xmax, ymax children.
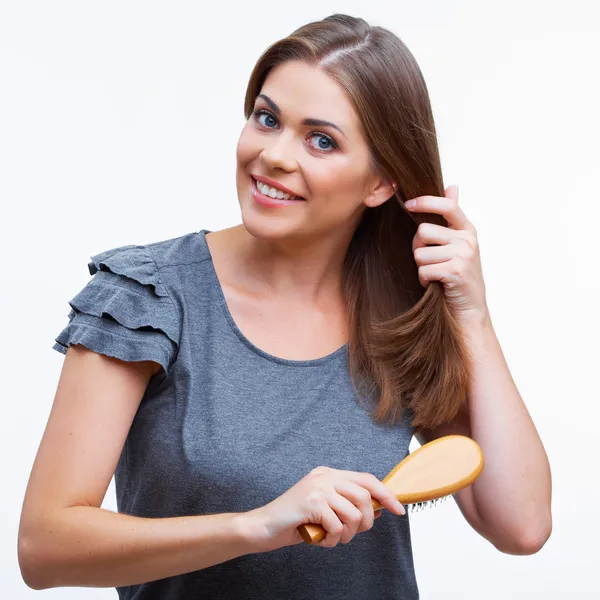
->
<box><xmin>445</xmin><ymin>184</ymin><xmax>459</xmax><ymax>202</ymax></box>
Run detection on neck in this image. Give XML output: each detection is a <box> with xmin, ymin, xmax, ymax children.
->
<box><xmin>226</xmin><ymin>223</ymin><xmax>356</xmax><ymax>307</ymax></box>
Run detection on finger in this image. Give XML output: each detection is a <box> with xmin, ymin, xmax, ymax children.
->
<box><xmin>335</xmin><ymin>480</ymin><xmax>383</xmax><ymax>533</ymax></box>
<box><xmin>412</xmin><ymin>222</ymin><xmax>456</xmax><ymax>252</ymax></box>
<box><xmin>418</xmin><ymin>262</ymin><xmax>455</xmax><ymax>288</ymax></box>
<box><xmin>414</xmin><ymin>244</ymin><xmax>455</xmax><ymax>266</ymax></box>
<box><xmin>352</xmin><ymin>471</ymin><xmax>405</xmax><ymax>515</ymax></box>
<box><xmin>316</xmin><ymin>501</ymin><xmax>345</xmax><ymax>548</ymax></box>
<box><xmin>405</xmin><ymin>185</ymin><xmax>471</xmax><ymax>231</ymax></box>
<box><xmin>326</xmin><ymin>489</ymin><xmax>364</xmax><ymax>544</ymax></box>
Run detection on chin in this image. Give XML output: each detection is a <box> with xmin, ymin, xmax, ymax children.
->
<box><xmin>239</xmin><ymin>208</ymin><xmax>303</xmax><ymax>242</ymax></box>
<box><xmin>237</xmin><ymin>180</ymin><xmax>306</xmax><ymax>242</ymax></box>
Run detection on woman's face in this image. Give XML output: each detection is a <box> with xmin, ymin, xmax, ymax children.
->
<box><xmin>236</xmin><ymin>60</ymin><xmax>394</xmax><ymax>243</ymax></box>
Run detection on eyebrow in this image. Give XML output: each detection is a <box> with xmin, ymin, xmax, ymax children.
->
<box><xmin>256</xmin><ymin>94</ymin><xmax>347</xmax><ymax>139</ymax></box>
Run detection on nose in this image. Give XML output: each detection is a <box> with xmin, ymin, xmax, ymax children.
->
<box><xmin>260</xmin><ymin>131</ymin><xmax>297</xmax><ymax>172</ymax></box>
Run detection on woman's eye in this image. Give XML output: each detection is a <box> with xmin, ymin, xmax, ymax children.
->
<box><xmin>252</xmin><ymin>109</ymin><xmax>338</xmax><ymax>153</ymax></box>
<box><xmin>309</xmin><ymin>133</ymin><xmax>337</xmax><ymax>151</ymax></box>
<box><xmin>254</xmin><ymin>110</ymin><xmax>278</xmax><ymax>129</ymax></box>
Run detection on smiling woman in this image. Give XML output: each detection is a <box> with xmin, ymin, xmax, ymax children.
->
<box><xmin>236</xmin><ymin>32</ymin><xmax>469</xmax><ymax>432</ymax></box>
<box><xmin>19</xmin><ymin>11</ymin><xmax>551</xmax><ymax>600</ymax></box>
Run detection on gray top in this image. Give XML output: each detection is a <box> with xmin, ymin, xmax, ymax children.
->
<box><xmin>53</xmin><ymin>229</ymin><xmax>419</xmax><ymax>600</ymax></box>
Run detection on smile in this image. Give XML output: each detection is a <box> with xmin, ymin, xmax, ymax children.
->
<box><xmin>252</xmin><ymin>176</ymin><xmax>304</xmax><ymax>200</ymax></box>
<box><xmin>251</xmin><ymin>177</ymin><xmax>305</xmax><ymax>207</ymax></box>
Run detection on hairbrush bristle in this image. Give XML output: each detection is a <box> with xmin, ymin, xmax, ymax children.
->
<box><xmin>406</xmin><ymin>494</ymin><xmax>452</xmax><ymax>512</ymax></box>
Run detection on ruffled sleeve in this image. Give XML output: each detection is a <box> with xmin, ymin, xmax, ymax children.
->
<box><xmin>52</xmin><ymin>244</ymin><xmax>181</xmax><ymax>376</ymax></box>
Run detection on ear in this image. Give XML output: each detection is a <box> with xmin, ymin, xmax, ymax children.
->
<box><xmin>364</xmin><ymin>176</ymin><xmax>397</xmax><ymax>208</ymax></box>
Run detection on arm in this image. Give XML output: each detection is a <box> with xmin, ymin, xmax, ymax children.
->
<box><xmin>416</xmin><ymin>314</ymin><xmax>552</xmax><ymax>555</ymax></box>
<box><xmin>18</xmin><ymin>345</ymin><xmax>256</xmax><ymax>590</ymax></box>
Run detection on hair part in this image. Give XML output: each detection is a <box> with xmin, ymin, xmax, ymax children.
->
<box><xmin>243</xmin><ymin>13</ymin><xmax>472</xmax><ymax>432</ymax></box>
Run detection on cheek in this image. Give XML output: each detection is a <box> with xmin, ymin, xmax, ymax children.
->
<box><xmin>236</xmin><ymin>124</ymin><xmax>258</xmax><ymax>166</ymax></box>
<box><xmin>310</xmin><ymin>161</ymin><xmax>367</xmax><ymax>202</ymax></box>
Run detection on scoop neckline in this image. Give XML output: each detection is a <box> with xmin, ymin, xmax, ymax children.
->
<box><xmin>198</xmin><ymin>229</ymin><xmax>349</xmax><ymax>367</ymax></box>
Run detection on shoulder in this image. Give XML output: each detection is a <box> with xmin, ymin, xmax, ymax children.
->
<box><xmin>145</xmin><ymin>230</ymin><xmax>210</xmax><ymax>271</ymax></box>
<box><xmin>88</xmin><ymin>230</ymin><xmax>208</xmax><ymax>293</ymax></box>
<box><xmin>53</xmin><ymin>232</ymin><xmax>208</xmax><ymax>377</ymax></box>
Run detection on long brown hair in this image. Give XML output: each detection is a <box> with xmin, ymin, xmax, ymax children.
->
<box><xmin>243</xmin><ymin>14</ymin><xmax>472</xmax><ymax>432</ymax></box>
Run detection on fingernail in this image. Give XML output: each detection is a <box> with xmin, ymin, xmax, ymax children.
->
<box><xmin>396</xmin><ymin>500</ymin><xmax>405</xmax><ymax>514</ymax></box>
<box><xmin>404</xmin><ymin>199</ymin><xmax>416</xmax><ymax>208</ymax></box>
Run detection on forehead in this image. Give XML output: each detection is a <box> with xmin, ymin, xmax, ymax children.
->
<box><xmin>259</xmin><ymin>60</ymin><xmax>361</xmax><ymax>134</ymax></box>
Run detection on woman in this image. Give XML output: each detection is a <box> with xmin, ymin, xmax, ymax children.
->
<box><xmin>18</xmin><ymin>13</ymin><xmax>552</xmax><ymax>599</ymax></box>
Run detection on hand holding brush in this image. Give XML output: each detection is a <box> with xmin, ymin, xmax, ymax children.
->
<box><xmin>243</xmin><ymin>435</ymin><xmax>484</xmax><ymax>551</ymax></box>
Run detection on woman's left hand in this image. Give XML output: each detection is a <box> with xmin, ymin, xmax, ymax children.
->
<box><xmin>404</xmin><ymin>185</ymin><xmax>490</xmax><ymax>328</ymax></box>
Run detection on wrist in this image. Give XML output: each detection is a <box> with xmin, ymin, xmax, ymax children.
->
<box><xmin>460</xmin><ymin>307</ymin><xmax>491</xmax><ymax>329</ymax></box>
<box><xmin>231</xmin><ymin>510</ymin><xmax>267</xmax><ymax>555</ymax></box>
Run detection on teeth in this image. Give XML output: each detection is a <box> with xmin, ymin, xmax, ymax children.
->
<box><xmin>255</xmin><ymin>179</ymin><xmax>300</xmax><ymax>200</ymax></box>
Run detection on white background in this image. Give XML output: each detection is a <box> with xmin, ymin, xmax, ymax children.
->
<box><xmin>1</xmin><ymin>1</ymin><xmax>598</xmax><ymax>597</ymax></box>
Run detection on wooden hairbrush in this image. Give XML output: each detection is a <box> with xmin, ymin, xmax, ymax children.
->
<box><xmin>297</xmin><ymin>434</ymin><xmax>484</xmax><ymax>545</ymax></box>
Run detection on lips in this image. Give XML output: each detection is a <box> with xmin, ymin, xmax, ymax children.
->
<box><xmin>251</xmin><ymin>177</ymin><xmax>305</xmax><ymax>207</ymax></box>
<box><xmin>252</xmin><ymin>174</ymin><xmax>304</xmax><ymax>200</ymax></box>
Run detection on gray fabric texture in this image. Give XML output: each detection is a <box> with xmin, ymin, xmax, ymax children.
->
<box><xmin>53</xmin><ymin>229</ymin><xmax>419</xmax><ymax>599</ymax></box>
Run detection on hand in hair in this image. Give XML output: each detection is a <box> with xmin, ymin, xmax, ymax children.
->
<box><xmin>404</xmin><ymin>185</ymin><xmax>489</xmax><ymax>328</ymax></box>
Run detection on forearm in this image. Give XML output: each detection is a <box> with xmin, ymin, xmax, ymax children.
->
<box><xmin>463</xmin><ymin>314</ymin><xmax>552</xmax><ymax>550</ymax></box>
<box><xmin>19</xmin><ymin>505</ymin><xmax>256</xmax><ymax>590</ymax></box>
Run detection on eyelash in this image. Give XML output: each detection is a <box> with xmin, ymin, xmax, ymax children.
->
<box><xmin>251</xmin><ymin>108</ymin><xmax>339</xmax><ymax>153</ymax></box>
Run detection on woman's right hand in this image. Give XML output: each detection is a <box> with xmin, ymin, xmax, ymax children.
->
<box><xmin>243</xmin><ymin>466</ymin><xmax>405</xmax><ymax>553</ymax></box>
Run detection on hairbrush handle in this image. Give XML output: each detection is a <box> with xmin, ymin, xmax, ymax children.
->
<box><xmin>297</xmin><ymin>496</ymin><xmax>387</xmax><ymax>544</ymax></box>
<box><xmin>297</xmin><ymin>435</ymin><xmax>484</xmax><ymax>545</ymax></box>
